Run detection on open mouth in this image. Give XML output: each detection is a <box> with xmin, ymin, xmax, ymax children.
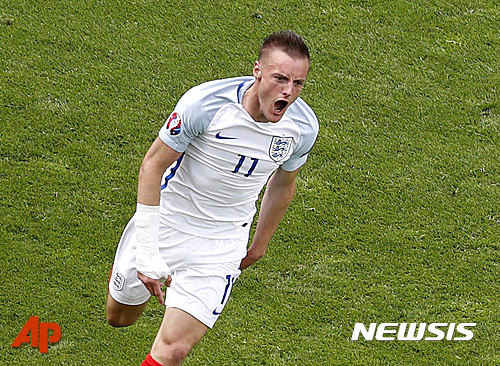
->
<box><xmin>274</xmin><ymin>100</ymin><xmax>289</xmax><ymax>114</ymax></box>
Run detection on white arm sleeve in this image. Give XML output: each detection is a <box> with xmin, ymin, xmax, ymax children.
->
<box><xmin>134</xmin><ymin>203</ymin><xmax>171</xmax><ymax>281</ymax></box>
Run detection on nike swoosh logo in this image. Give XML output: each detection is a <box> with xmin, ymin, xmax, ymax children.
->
<box><xmin>215</xmin><ymin>132</ymin><xmax>238</xmax><ymax>140</ymax></box>
<box><xmin>213</xmin><ymin>309</ymin><xmax>222</xmax><ymax>315</ymax></box>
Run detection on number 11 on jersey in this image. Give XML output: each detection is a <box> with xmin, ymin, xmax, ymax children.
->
<box><xmin>232</xmin><ymin>154</ymin><xmax>259</xmax><ymax>177</ymax></box>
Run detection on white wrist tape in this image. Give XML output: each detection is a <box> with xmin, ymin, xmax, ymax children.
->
<box><xmin>134</xmin><ymin>203</ymin><xmax>171</xmax><ymax>281</ymax></box>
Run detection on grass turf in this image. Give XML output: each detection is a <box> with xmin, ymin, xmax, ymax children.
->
<box><xmin>1</xmin><ymin>0</ymin><xmax>499</xmax><ymax>364</ymax></box>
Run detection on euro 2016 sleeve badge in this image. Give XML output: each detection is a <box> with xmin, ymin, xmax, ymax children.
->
<box><xmin>166</xmin><ymin>112</ymin><xmax>182</xmax><ymax>136</ymax></box>
<box><xmin>269</xmin><ymin>136</ymin><xmax>293</xmax><ymax>162</ymax></box>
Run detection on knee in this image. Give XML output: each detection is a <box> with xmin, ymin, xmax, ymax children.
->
<box><xmin>105</xmin><ymin>304</ymin><xmax>132</xmax><ymax>327</ymax></box>
<box><xmin>106</xmin><ymin>312</ymin><xmax>134</xmax><ymax>328</ymax></box>
<box><xmin>152</xmin><ymin>340</ymin><xmax>191</xmax><ymax>364</ymax></box>
<box><xmin>105</xmin><ymin>304</ymin><xmax>139</xmax><ymax>328</ymax></box>
<box><xmin>168</xmin><ymin>343</ymin><xmax>191</xmax><ymax>363</ymax></box>
<box><xmin>106</xmin><ymin>294</ymin><xmax>145</xmax><ymax>327</ymax></box>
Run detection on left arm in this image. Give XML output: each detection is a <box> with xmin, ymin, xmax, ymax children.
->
<box><xmin>240</xmin><ymin>167</ymin><xmax>299</xmax><ymax>270</ymax></box>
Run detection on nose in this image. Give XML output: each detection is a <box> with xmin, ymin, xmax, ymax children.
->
<box><xmin>282</xmin><ymin>81</ymin><xmax>293</xmax><ymax>97</ymax></box>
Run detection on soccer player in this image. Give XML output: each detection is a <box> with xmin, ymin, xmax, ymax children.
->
<box><xmin>106</xmin><ymin>31</ymin><xmax>319</xmax><ymax>366</ymax></box>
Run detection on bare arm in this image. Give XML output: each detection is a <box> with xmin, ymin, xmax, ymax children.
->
<box><xmin>137</xmin><ymin>137</ymin><xmax>182</xmax><ymax>205</ymax></box>
<box><xmin>136</xmin><ymin>137</ymin><xmax>182</xmax><ymax>304</ymax></box>
<box><xmin>240</xmin><ymin>167</ymin><xmax>299</xmax><ymax>270</ymax></box>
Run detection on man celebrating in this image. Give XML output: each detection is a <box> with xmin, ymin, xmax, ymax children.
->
<box><xmin>106</xmin><ymin>31</ymin><xmax>319</xmax><ymax>366</ymax></box>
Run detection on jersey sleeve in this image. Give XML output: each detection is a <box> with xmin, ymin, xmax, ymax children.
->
<box><xmin>158</xmin><ymin>77</ymin><xmax>253</xmax><ymax>152</ymax></box>
<box><xmin>158</xmin><ymin>87</ymin><xmax>212</xmax><ymax>152</ymax></box>
<box><xmin>280</xmin><ymin>99</ymin><xmax>319</xmax><ymax>172</ymax></box>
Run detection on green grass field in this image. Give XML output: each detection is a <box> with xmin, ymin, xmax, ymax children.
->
<box><xmin>1</xmin><ymin>0</ymin><xmax>499</xmax><ymax>364</ymax></box>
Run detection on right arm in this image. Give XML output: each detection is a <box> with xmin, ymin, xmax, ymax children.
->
<box><xmin>137</xmin><ymin>137</ymin><xmax>182</xmax><ymax>206</ymax></box>
<box><xmin>135</xmin><ymin>137</ymin><xmax>182</xmax><ymax>305</ymax></box>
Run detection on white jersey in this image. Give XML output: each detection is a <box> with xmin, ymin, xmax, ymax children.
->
<box><xmin>158</xmin><ymin>76</ymin><xmax>319</xmax><ymax>239</ymax></box>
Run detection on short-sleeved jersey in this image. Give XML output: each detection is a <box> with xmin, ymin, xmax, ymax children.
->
<box><xmin>158</xmin><ymin>76</ymin><xmax>319</xmax><ymax>239</ymax></box>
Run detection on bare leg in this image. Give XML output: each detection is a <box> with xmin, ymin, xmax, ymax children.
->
<box><xmin>150</xmin><ymin>308</ymin><xmax>208</xmax><ymax>366</ymax></box>
<box><xmin>106</xmin><ymin>292</ymin><xmax>148</xmax><ymax>327</ymax></box>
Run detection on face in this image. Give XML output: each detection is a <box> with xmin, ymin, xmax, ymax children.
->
<box><xmin>252</xmin><ymin>48</ymin><xmax>310</xmax><ymax>123</ymax></box>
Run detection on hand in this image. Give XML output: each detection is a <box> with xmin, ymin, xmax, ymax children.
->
<box><xmin>137</xmin><ymin>272</ymin><xmax>172</xmax><ymax>305</ymax></box>
<box><xmin>240</xmin><ymin>248</ymin><xmax>266</xmax><ymax>270</ymax></box>
<box><xmin>239</xmin><ymin>256</ymin><xmax>255</xmax><ymax>271</ymax></box>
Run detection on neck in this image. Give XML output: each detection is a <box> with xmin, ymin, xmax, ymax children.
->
<box><xmin>242</xmin><ymin>82</ymin><xmax>267</xmax><ymax>122</ymax></box>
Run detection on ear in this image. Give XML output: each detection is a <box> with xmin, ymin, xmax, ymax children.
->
<box><xmin>253</xmin><ymin>61</ymin><xmax>262</xmax><ymax>79</ymax></box>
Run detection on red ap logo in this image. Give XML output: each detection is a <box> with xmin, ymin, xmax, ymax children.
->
<box><xmin>11</xmin><ymin>317</ymin><xmax>61</xmax><ymax>353</ymax></box>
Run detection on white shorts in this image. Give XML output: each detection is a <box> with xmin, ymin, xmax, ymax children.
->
<box><xmin>109</xmin><ymin>217</ymin><xmax>247</xmax><ymax>328</ymax></box>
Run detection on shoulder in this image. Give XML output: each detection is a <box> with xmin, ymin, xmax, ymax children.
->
<box><xmin>176</xmin><ymin>76</ymin><xmax>254</xmax><ymax>126</ymax></box>
<box><xmin>285</xmin><ymin>97</ymin><xmax>319</xmax><ymax>143</ymax></box>
<box><xmin>160</xmin><ymin>77</ymin><xmax>255</xmax><ymax>151</ymax></box>
<box><xmin>178</xmin><ymin>76</ymin><xmax>254</xmax><ymax>113</ymax></box>
<box><xmin>278</xmin><ymin>98</ymin><xmax>319</xmax><ymax>171</ymax></box>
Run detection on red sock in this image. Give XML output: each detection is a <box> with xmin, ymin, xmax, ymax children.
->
<box><xmin>140</xmin><ymin>353</ymin><xmax>163</xmax><ymax>366</ymax></box>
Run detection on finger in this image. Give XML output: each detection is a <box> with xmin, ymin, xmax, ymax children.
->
<box><xmin>137</xmin><ymin>273</ymin><xmax>166</xmax><ymax>305</ymax></box>
<box><xmin>149</xmin><ymin>282</ymin><xmax>164</xmax><ymax>305</ymax></box>
<box><xmin>153</xmin><ymin>286</ymin><xmax>165</xmax><ymax>305</ymax></box>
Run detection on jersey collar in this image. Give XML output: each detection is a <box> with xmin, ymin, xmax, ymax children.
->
<box><xmin>236</xmin><ymin>78</ymin><xmax>255</xmax><ymax>104</ymax></box>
